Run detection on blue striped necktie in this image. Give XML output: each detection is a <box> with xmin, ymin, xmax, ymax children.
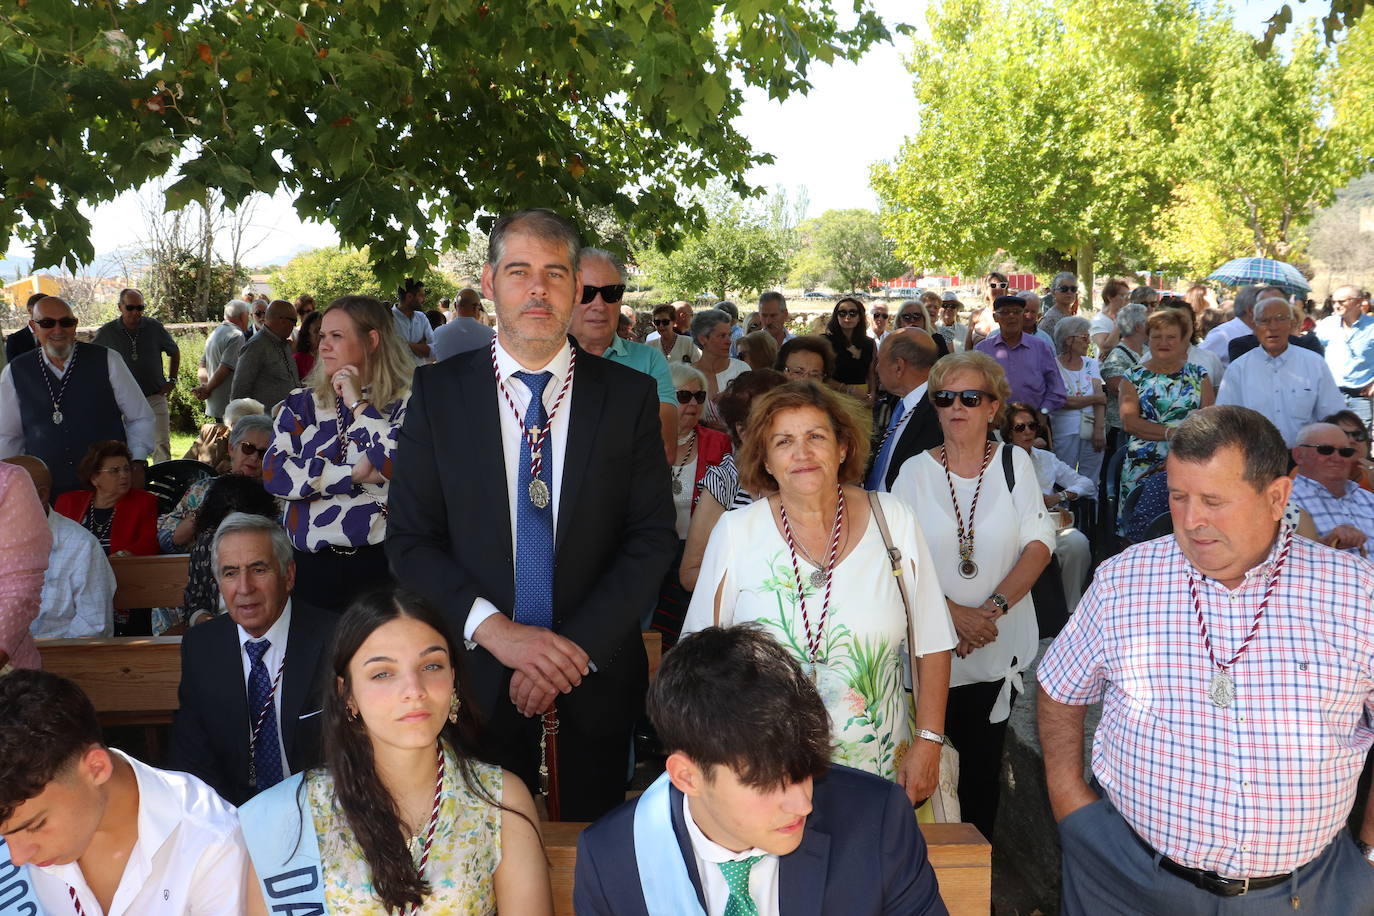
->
<box><xmin>513</xmin><ymin>371</ymin><xmax>555</xmax><ymax>629</ymax></box>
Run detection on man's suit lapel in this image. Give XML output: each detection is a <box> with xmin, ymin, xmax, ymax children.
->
<box><xmin>214</xmin><ymin>620</ymin><xmax>252</xmax><ymax>774</ymax></box>
<box><xmin>886</xmin><ymin>395</ymin><xmax>934</xmax><ymax>489</ymax></box>
<box><xmin>667</xmin><ymin>784</ymin><xmax>709</xmax><ymax>911</ymax></box>
<box><xmin>279</xmin><ymin>605</ymin><xmax>326</xmax><ymax>757</ymax></box>
<box><xmin>460</xmin><ymin>354</ymin><xmax>513</xmax><ymax>554</ymax></box>
<box><xmin>778</xmin><ymin>815</ymin><xmax>831</xmax><ymax>916</ymax></box>
<box><xmin>556</xmin><ymin>351</ymin><xmax>604</xmax><ymax>552</ymax></box>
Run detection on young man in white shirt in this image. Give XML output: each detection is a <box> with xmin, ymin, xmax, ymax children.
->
<box><xmin>0</xmin><ymin>669</ymin><xmax>250</xmax><ymax>916</ymax></box>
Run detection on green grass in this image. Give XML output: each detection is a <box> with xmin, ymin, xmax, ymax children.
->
<box><xmin>170</xmin><ymin>431</ymin><xmax>196</xmax><ymax>461</ymax></box>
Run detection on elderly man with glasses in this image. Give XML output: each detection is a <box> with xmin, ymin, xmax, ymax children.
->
<box><xmin>1315</xmin><ymin>284</ymin><xmax>1374</xmax><ymax>435</ymax></box>
<box><xmin>1037</xmin><ymin>271</ymin><xmax>1080</xmax><ymax>338</ymax></box>
<box><xmin>1289</xmin><ymin>421</ymin><xmax>1374</xmax><ymax>555</ymax></box>
<box><xmin>975</xmin><ymin>295</ymin><xmax>1066</xmax><ymax>414</ymax></box>
<box><xmin>0</xmin><ymin>297</ymin><xmax>154</xmax><ymax>497</ymax></box>
<box><xmin>91</xmin><ymin>289</ymin><xmax>181</xmax><ymax>463</ymax></box>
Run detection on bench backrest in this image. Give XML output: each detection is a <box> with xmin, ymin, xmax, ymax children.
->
<box><xmin>111</xmin><ymin>554</ymin><xmax>190</xmax><ymax>610</ymax></box>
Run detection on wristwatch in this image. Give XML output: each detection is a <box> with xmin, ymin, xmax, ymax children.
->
<box><xmin>1359</xmin><ymin>841</ymin><xmax>1374</xmax><ymax>864</ymax></box>
<box><xmin>987</xmin><ymin>593</ymin><xmax>1009</xmax><ymax>615</ymax></box>
<box><xmin>913</xmin><ymin>729</ymin><xmax>948</xmax><ymax>747</ymax></box>
<box><xmin>349</xmin><ymin>397</ymin><xmax>370</xmax><ymax>411</ymax></box>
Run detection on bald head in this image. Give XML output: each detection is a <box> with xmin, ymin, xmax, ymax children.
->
<box><xmin>877</xmin><ymin>328</ymin><xmax>939</xmax><ymax>397</ymax></box>
<box><xmin>3</xmin><ymin>456</ymin><xmax>52</xmax><ymax>510</ymax></box>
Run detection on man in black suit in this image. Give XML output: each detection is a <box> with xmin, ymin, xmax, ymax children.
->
<box><xmin>575</xmin><ymin>626</ymin><xmax>948</xmax><ymax>915</ymax></box>
<box><xmin>387</xmin><ymin>208</ymin><xmax>677</xmax><ymax>821</ymax></box>
<box><xmin>868</xmin><ymin>328</ymin><xmax>944</xmax><ymax>492</ymax></box>
<box><xmin>168</xmin><ymin>512</ymin><xmax>335</xmax><ymax>806</ymax></box>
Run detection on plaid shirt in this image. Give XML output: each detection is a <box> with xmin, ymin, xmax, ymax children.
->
<box><xmin>1039</xmin><ymin>532</ymin><xmax>1374</xmax><ymax>876</ymax></box>
<box><xmin>1291</xmin><ymin>474</ymin><xmax>1374</xmax><ymax>555</ymax></box>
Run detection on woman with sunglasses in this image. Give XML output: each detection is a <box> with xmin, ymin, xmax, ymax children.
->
<box><xmin>159</xmin><ymin>412</ymin><xmax>274</xmax><ymax>552</ymax></box>
<box><xmin>651</xmin><ymin>363</ymin><xmax>734</xmax><ymax>642</ymax></box>
<box><xmin>649</xmin><ymin>303</ymin><xmax>700</xmax><ymax>364</ymax></box>
<box><xmin>688</xmin><ymin>308</ymin><xmax>750</xmax><ymax>432</ymax></box>
<box><xmin>823</xmin><ymin>297</ymin><xmax>877</xmax><ymax>401</ymax></box>
<box><xmin>890</xmin><ymin>351</ymin><xmax>1053</xmax><ymax>840</ymax></box>
<box><xmin>54</xmin><ymin>439</ymin><xmax>160</xmax><ymax>559</ymax></box>
<box><xmin>265</xmin><ymin>296</ymin><xmax>413</xmax><ymax>611</ymax></box>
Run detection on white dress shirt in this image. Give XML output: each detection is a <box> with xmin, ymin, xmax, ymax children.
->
<box><xmin>392</xmin><ymin>305</ymin><xmax>436</xmax><ymax>367</ymax></box>
<box><xmin>1029</xmin><ymin>446</ymin><xmax>1096</xmax><ymax>498</ymax></box>
<box><xmin>31</xmin><ymin>511</ymin><xmax>115</xmax><ymax>639</ymax></box>
<box><xmin>464</xmin><ymin>340</ymin><xmax>575</xmax><ymax>640</ymax></box>
<box><xmin>33</xmin><ymin>749</ymin><xmax>249</xmax><ymax>916</ymax></box>
<box><xmin>683</xmin><ymin>795</ymin><xmax>782</xmax><ymax>916</ymax></box>
<box><xmin>0</xmin><ymin>346</ymin><xmax>156</xmax><ymax>460</ymax></box>
<box><xmin>870</xmin><ymin>381</ymin><xmax>928</xmax><ymax>492</ymax></box>
<box><xmin>1200</xmin><ymin>315</ymin><xmax>1251</xmax><ymax>366</ymax></box>
<box><xmin>1215</xmin><ymin>344</ymin><xmax>1346</xmax><ymax>446</ymax></box>
<box><xmin>237</xmin><ymin>600</ymin><xmax>294</xmax><ymax>778</ymax></box>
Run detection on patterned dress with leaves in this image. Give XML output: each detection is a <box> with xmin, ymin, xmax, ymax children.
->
<box><xmin>683</xmin><ymin>492</ymin><xmax>956</xmax><ymax>780</ymax></box>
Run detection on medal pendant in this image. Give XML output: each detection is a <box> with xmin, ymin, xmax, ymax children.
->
<box><xmin>528</xmin><ymin>478</ymin><xmax>551</xmax><ymax>509</ymax></box>
<box><xmin>52</xmin><ymin>410</ymin><xmax>63</xmax><ymax>425</ymax></box>
<box><xmin>671</xmin><ymin>477</ymin><xmax>683</xmax><ymax>495</ymax></box>
<box><xmin>958</xmin><ymin>558</ymin><xmax>978</xmax><ymax>579</ymax></box>
<box><xmin>809</xmin><ymin>568</ymin><xmax>827</xmax><ymax>589</ymax></box>
<box><xmin>1208</xmin><ymin>670</ymin><xmax>1235</xmax><ymax>708</ymax></box>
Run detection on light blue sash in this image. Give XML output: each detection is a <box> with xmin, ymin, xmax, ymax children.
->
<box><xmin>239</xmin><ymin>773</ymin><xmax>328</xmax><ymax>916</ymax></box>
<box><xmin>632</xmin><ymin>773</ymin><xmax>707</xmax><ymax>916</ymax></box>
<box><xmin>0</xmin><ymin>839</ymin><xmax>42</xmax><ymax>915</ymax></box>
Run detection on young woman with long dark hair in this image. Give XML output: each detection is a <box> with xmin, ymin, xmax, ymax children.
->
<box><xmin>823</xmin><ymin>296</ymin><xmax>877</xmax><ymax>400</ymax></box>
<box><xmin>240</xmin><ymin>588</ymin><xmax>551</xmax><ymax>915</ymax></box>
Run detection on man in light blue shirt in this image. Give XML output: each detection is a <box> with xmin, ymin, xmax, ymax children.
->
<box><xmin>570</xmin><ymin>248</ymin><xmax>679</xmax><ymax>462</ymax></box>
<box><xmin>391</xmin><ymin>279</ymin><xmax>434</xmax><ymax>367</ymax></box>
<box><xmin>1314</xmin><ymin>284</ymin><xmax>1374</xmax><ymax>429</ymax></box>
<box><xmin>432</xmin><ymin>288</ymin><xmax>495</xmax><ymax>361</ymax></box>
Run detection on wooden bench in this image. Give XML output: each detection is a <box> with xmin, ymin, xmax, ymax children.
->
<box><xmin>543</xmin><ymin>819</ymin><xmax>991</xmax><ymax>915</ymax></box>
<box><xmin>110</xmin><ymin>554</ymin><xmax>190</xmax><ymax>610</ymax></box>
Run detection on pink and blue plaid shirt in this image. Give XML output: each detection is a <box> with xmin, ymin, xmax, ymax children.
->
<box><xmin>1039</xmin><ymin>531</ymin><xmax>1374</xmax><ymax>877</ymax></box>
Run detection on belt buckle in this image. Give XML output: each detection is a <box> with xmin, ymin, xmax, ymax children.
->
<box><xmin>1202</xmin><ymin>872</ymin><xmax>1248</xmax><ymax>897</ymax></box>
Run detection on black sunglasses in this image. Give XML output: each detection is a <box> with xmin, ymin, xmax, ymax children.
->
<box><xmin>1299</xmin><ymin>443</ymin><xmax>1358</xmax><ymax>457</ymax></box>
<box><xmin>1343</xmin><ymin>427</ymin><xmax>1370</xmax><ymax>442</ymax></box>
<box><xmin>653</xmin><ymin>318</ymin><xmax>673</xmax><ymax>326</ymax></box>
<box><xmin>1011</xmin><ymin>421</ymin><xmax>1037</xmax><ymax>433</ymax></box>
<box><xmin>836</xmin><ymin>309</ymin><xmax>861</xmax><ymax>318</ymax></box>
<box><xmin>35</xmin><ymin>317</ymin><xmax>78</xmax><ymax>329</ymax></box>
<box><xmin>581</xmin><ymin>283</ymin><xmax>626</xmax><ymax>305</ymax></box>
<box><xmin>899</xmin><ymin>313</ymin><xmax>925</xmax><ymax>324</ymax></box>
<box><xmin>676</xmin><ymin>389</ymin><xmax>706</xmax><ymax>405</ymax></box>
<box><xmin>237</xmin><ymin>441</ymin><xmax>267</xmax><ymax>458</ymax></box>
<box><xmin>124</xmin><ymin>303</ymin><xmax>145</xmax><ymax>311</ymax></box>
<box><xmin>988</xmin><ymin>281</ymin><xmax>1009</xmax><ymax>289</ymax></box>
<box><xmin>932</xmin><ymin>389</ymin><xmax>995</xmax><ymax>409</ymax></box>
<box><xmin>872</xmin><ymin>312</ymin><xmax>888</xmax><ymax>319</ymax></box>
<box><xmin>1056</xmin><ymin>285</ymin><xmax>1078</xmax><ymax>293</ymax></box>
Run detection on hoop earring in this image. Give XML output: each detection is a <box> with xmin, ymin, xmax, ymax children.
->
<box><xmin>448</xmin><ymin>694</ymin><xmax>461</xmax><ymax>725</ymax></box>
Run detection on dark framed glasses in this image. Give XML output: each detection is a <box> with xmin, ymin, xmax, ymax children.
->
<box><xmin>676</xmin><ymin>389</ymin><xmax>706</xmax><ymax>405</ymax></box>
<box><xmin>1342</xmin><ymin>427</ymin><xmax>1370</xmax><ymax>442</ymax></box>
<box><xmin>237</xmin><ymin>441</ymin><xmax>268</xmax><ymax>458</ymax></box>
<box><xmin>34</xmin><ymin>317</ymin><xmax>78</xmax><ymax>329</ymax></box>
<box><xmin>899</xmin><ymin>313</ymin><xmax>925</xmax><ymax>325</ymax></box>
<box><xmin>836</xmin><ymin>308</ymin><xmax>861</xmax><ymax>318</ymax></box>
<box><xmin>932</xmin><ymin>389</ymin><xmax>995</xmax><ymax>409</ymax></box>
<box><xmin>653</xmin><ymin>318</ymin><xmax>673</xmax><ymax>326</ymax></box>
<box><xmin>1011</xmin><ymin>421</ymin><xmax>1037</xmax><ymax>433</ymax></box>
<box><xmin>1056</xmin><ymin>285</ymin><xmax>1078</xmax><ymax>293</ymax></box>
<box><xmin>1298</xmin><ymin>443</ymin><xmax>1357</xmax><ymax>457</ymax></box>
<box><xmin>124</xmin><ymin>303</ymin><xmax>145</xmax><ymax>311</ymax></box>
<box><xmin>581</xmin><ymin>283</ymin><xmax>626</xmax><ymax>304</ymax></box>
<box><xmin>872</xmin><ymin>311</ymin><xmax>889</xmax><ymax>320</ymax></box>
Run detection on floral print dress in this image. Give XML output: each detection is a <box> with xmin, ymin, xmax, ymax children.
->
<box><xmin>307</xmin><ymin>751</ymin><xmax>502</xmax><ymax>915</ymax></box>
<box><xmin>683</xmin><ymin>493</ymin><xmax>955</xmax><ymax>780</ymax></box>
<box><xmin>1118</xmin><ymin>362</ymin><xmax>1208</xmax><ymax>531</ymax></box>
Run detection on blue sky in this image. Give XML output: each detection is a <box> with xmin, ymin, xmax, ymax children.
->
<box><xmin>5</xmin><ymin>0</ymin><xmax>1293</xmax><ymax>270</ymax></box>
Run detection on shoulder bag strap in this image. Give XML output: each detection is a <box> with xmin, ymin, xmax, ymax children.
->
<box><xmin>866</xmin><ymin>490</ymin><xmax>919</xmax><ymax>694</ymax></box>
<box><xmin>1001</xmin><ymin>441</ymin><xmax>1016</xmax><ymax>492</ymax></box>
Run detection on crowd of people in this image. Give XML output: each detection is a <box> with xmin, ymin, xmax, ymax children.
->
<box><xmin>0</xmin><ymin>209</ymin><xmax>1371</xmax><ymax>915</ymax></box>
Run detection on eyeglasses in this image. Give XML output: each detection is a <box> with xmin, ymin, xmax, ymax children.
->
<box><xmin>96</xmin><ymin>464</ymin><xmax>132</xmax><ymax>475</ymax></box>
<box><xmin>783</xmin><ymin>366</ymin><xmax>824</xmax><ymax>380</ymax></box>
<box><xmin>581</xmin><ymin>284</ymin><xmax>626</xmax><ymax>304</ymax></box>
<box><xmin>237</xmin><ymin>442</ymin><xmax>267</xmax><ymax>458</ymax></box>
<box><xmin>1011</xmin><ymin>422</ymin><xmax>1037</xmax><ymax>433</ymax></box>
<box><xmin>932</xmin><ymin>389</ymin><xmax>995</xmax><ymax>409</ymax></box>
<box><xmin>872</xmin><ymin>312</ymin><xmax>888</xmax><ymax>320</ymax></box>
<box><xmin>1256</xmin><ymin>315</ymin><xmax>1292</xmax><ymax>326</ymax></box>
<box><xmin>1334</xmin><ymin>297</ymin><xmax>1361</xmax><ymax>307</ymax></box>
<box><xmin>34</xmin><ymin>317</ymin><xmax>78</xmax><ymax>329</ymax></box>
<box><xmin>124</xmin><ymin>303</ymin><xmax>145</xmax><ymax>311</ymax></box>
<box><xmin>1298</xmin><ymin>444</ymin><xmax>1358</xmax><ymax>457</ymax></box>
<box><xmin>1342</xmin><ymin>427</ymin><xmax>1370</xmax><ymax>442</ymax></box>
<box><xmin>653</xmin><ymin>318</ymin><xmax>673</xmax><ymax>326</ymax></box>
<box><xmin>899</xmin><ymin>313</ymin><xmax>925</xmax><ymax>325</ymax></box>
<box><xmin>836</xmin><ymin>309</ymin><xmax>861</xmax><ymax>318</ymax></box>
<box><xmin>676</xmin><ymin>389</ymin><xmax>707</xmax><ymax>405</ymax></box>
<box><xmin>1056</xmin><ymin>285</ymin><xmax>1078</xmax><ymax>293</ymax></box>
<box><xmin>988</xmin><ymin>281</ymin><xmax>1009</xmax><ymax>289</ymax></box>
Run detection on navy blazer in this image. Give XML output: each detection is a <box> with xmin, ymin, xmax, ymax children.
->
<box><xmin>883</xmin><ymin>391</ymin><xmax>944</xmax><ymax>491</ymax></box>
<box><xmin>167</xmin><ymin>600</ymin><xmax>336</xmax><ymax>806</ymax></box>
<box><xmin>573</xmin><ymin>765</ymin><xmax>948</xmax><ymax>916</ymax></box>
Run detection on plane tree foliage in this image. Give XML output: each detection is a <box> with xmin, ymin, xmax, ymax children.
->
<box><xmin>0</xmin><ymin>0</ymin><xmax>887</xmax><ymax>280</ymax></box>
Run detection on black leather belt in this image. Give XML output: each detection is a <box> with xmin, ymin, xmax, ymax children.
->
<box><xmin>1130</xmin><ymin>831</ymin><xmax>1291</xmax><ymax>896</ymax></box>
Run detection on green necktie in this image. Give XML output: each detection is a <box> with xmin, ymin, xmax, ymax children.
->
<box><xmin>718</xmin><ymin>854</ymin><xmax>765</xmax><ymax>916</ymax></box>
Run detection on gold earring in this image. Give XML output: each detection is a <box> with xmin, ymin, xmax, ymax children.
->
<box><xmin>448</xmin><ymin>694</ymin><xmax>461</xmax><ymax>725</ymax></box>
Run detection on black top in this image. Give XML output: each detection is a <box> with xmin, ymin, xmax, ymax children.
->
<box><xmin>92</xmin><ymin>317</ymin><xmax>179</xmax><ymax>396</ymax></box>
<box><xmin>826</xmin><ymin>332</ymin><xmax>875</xmax><ymax>385</ymax></box>
<box><xmin>4</xmin><ymin>326</ymin><xmax>36</xmax><ymax>363</ymax></box>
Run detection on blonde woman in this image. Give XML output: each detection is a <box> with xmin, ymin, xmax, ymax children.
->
<box><xmin>264</xmin><ymin>295</ymin><xmax>414</xmax><ymax>610</ymax></box>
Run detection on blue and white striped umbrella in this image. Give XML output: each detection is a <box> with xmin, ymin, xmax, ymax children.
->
<box><xmin>1206</xmin><ymin>257</ymin><xmax>1311</xmax><ymax>295</ymax></box>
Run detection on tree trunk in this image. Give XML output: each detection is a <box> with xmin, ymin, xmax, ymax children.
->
<box><xmin>1076</xmin><ymin>239</ymin><xmax>1095</xmax><ymax>308</ymax></box>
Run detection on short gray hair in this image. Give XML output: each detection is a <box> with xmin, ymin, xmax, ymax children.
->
<box><xmin>1232</xmin><ymin>284</ymin><xmax>1264</xmax><ymax>319</ymax></box>
<box><xmin>1019</xmin><ymin>289</ymin><xmax>1041</xmax><ymax>305</ymax></box>
<box><xmin>1116</xmin><ymin>303</ymin><xmax>1148</xmax><ymax>336</ymax></box>
<box><xmin>487</xmin><ymin>208</ymin><xmax>582</xmax><ymax>272</ymax></box>
<box><xmin>669</xmin><ymin>361</ymin><xmax>708</xmax><ymax>389</ymax></box>
<box><xmin>758</xmin><ymin>291</ymin><xmax>786</xmax><ymax>309</ymax></box>
<box><xmin>1052</xmin><ymin>271</ymin><xmax>1077</xmax><ymax>289</ymax></box>
<box><xmin>579</xmin><ymin>247</ymin><xmax>626</xmax><ymax>282</ymax></box>
<box><xmin>230</xmin><ymin>413</ymin><xmax>274</xmax><ymax>447</ymax></box>
<box><xmin>1053</xmin><ymin>316</ymin><xmax>1092</xmax><ymax>354</ymax></box>
<box><xmin>715</xmin><ymin>300</ymin><xmax>739</xmax><ymax>322</ymax></box>
<box><xmin>212</xmin><ymin>512</ymin><xmax>294</xmax><ymax>578</ymax></box>
<box><xmin>1128</xmin><ymin>286</ymin><xmax>1159</xmax><ymax>305</ymax></box>
<box><xmin>224</xmin><ymin>299</ymin><xmax>251</xmax><ymax>320</ymax></box>
<box><xmin>690</xmin><ymin>308</ymin><xmax>731</xmax><ymax>342</ymax></box>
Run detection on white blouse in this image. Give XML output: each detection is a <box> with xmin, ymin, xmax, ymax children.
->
<box><xmin>891</xmin><ymin>444</ymin><xmax>1055</xmax><ymax>722</ymax></box>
